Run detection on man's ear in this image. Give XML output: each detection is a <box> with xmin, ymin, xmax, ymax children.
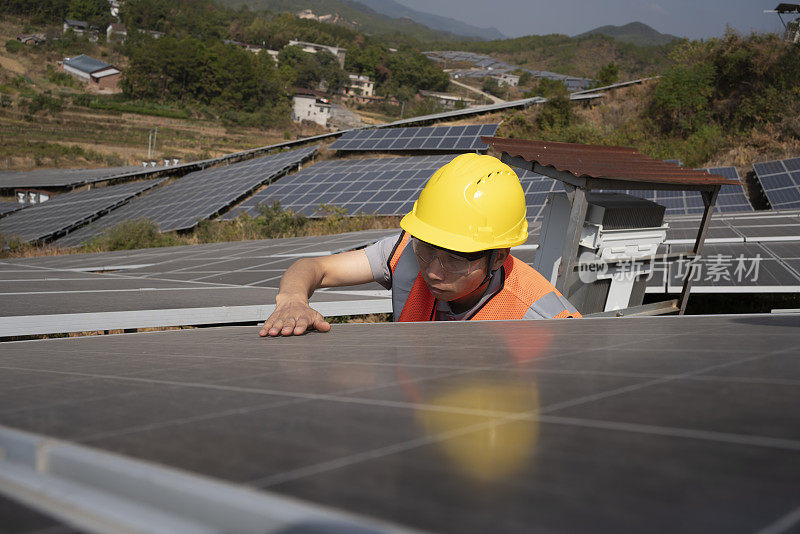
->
<box><xmin>492</xmin><ymin>248</ymin><xmax>510</xmax><ymax>270</ymax></box>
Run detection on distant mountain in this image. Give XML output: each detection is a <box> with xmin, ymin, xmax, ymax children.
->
<box><xmin>218</xmin><ymin>0</ymin><xmax>487</xmax><ymax>41</ymax></box>
<box><xmin>575</xmin><ymin>22</ymin><xmax>680</xmax><ymax>46</ymax></box>
<box><xmin>352</xmin><ymin>0</ymin><xmax>506</xmax><ymax>41</ymax></box>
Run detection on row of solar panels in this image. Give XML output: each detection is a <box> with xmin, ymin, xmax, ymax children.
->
<box><xmin>423</xmin><ymin>50</ymin><xmax>595</xmax><ymax>91</ymax></box>
<box><xmin>3</xmin><ymin>128</ymin><xmax>796</xmax><ymax>248</ymax></box>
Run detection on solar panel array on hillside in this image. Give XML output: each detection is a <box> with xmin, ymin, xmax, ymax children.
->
<box><xmin>223</xmin><ymin>155</ymin><xmax>563</xmax><ymax>220</ymax></box>
<box><xmin>424</xmin><ymin>51</ymin><xmax>594</xmax><ymax>91</ymax></box>
<box><xmin>328</xmin><ymin>124</ymin><xmax>499</xmax><ymax>152</ymax></box>
<box><xmin>0</xmin><ymin>179</ymin><xmax>163</xmax><ymax>243</ymax></box>
<box><xmin>606</xmin><ymin>167</ymin><xmax>753</xmax><ymax>215</ymax></box>
<box><xmin>54</xmin><ymin>146</ymin><xmax>318</xmax><ymax>248</ymax></box>
<box><xmin>753</xmin><ymin>157</ymin><xmax>800</xmax><ymax>209</ymax></box>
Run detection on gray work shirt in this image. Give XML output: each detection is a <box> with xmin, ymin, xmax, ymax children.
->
<box><xmin>363</xmin><ymin>234</ymin><xmax>504</xmax><ymax>321</ymax></box>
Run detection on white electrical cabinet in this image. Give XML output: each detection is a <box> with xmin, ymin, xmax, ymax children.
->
<box><xmin>534</xmin><ymin>192</ymin><xmax>667</xmax><ymax>314</ymax></box>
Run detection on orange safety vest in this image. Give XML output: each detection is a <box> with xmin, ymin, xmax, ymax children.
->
<box><xmin>387</xmin><ymin>231</ymin><xmax>581</xmax><ymax>322</ymax></box>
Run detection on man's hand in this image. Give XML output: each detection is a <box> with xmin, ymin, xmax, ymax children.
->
<box><xmin>259</xmin><ymin>295</ymin><xmax>331</xmax><ymax>337</ymax></box>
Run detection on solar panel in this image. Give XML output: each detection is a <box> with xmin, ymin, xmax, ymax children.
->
<box><xmin>0</xmin><ymin>165</ymin><xmax>147</xmax><ymax>189</ymax></box>
<box><xmin>328</xmin><ymin>124</ymin><xmax>498</xmax><ymax>152</ymax></box>
<box><xmin>0</xmin><ymin>179</ymin><xmax>164</xmax><ymax>243</ymax></box>
<box><xmin>0</xmin><ymin>201</ymin><xmax>24</xmax><ymax>217</ymax></box>
<box><xmin>54</xmin><ymin>147</ymin><xmax>318</xmax><ymax>248</ymax></box>
<box><xmin>1</xmin><ymin>315</ymin><xmax>799</xmax><ymax>533</ymax></box>
<box><xmin>753</xmin><ymin>157</ymin><xmax>800</xmax><ymax>209</ymax></box>
<box><xmin>601</xmin><ymin>167</ymin><xmax>753</xmax><ymax>215</ymax></box>
<box><xmin>662</xmin><ymin>241</ymin><xmax>800</xmax><ymax>293</ymax></box>
<box><xmin>223</xmin><ymin>155</ymin><xmax>563</xmax><ymax>220</ymax></box>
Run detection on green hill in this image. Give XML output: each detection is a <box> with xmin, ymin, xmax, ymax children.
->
<box><xmin>575</xmin><ymin>22</ymin><xmax>680</xmax><ymax>46</ymax></box>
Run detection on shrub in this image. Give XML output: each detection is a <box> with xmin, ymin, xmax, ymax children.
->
<box><xmin>5</xmin><ymin>39</ymin><xmax>24</xmax><ymax>53</ymax></box>
<box><xmin>649</xmin><ymin>62</ymin><xmax>715</xmax><ymax>135</ymax></box>
<box><xmin>80</xmin><ymin>219</ymin><xmax>182</xmax><ymax>251</ymax></box>
<box><xmin>537</xmin><ymin>95</ymin><xmax>573</xmax><ymax>130</ymax></box>
<box><xmin>22</xmin><ymin>93</ymin><xmax>63</xmax><ymax>114</ymax></box>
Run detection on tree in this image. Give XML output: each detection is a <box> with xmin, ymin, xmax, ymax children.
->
<box><xmin>596</xmin><ymin>62</ymin><xmax>619</xmax><ymax>87</ymax></box>
<box><xmin>649</xmin><ymin>62</ymin><xmax>715</xmax><ymax>135</ymax></box>
<box><xmin>68</xmin><ymin>0</ymin><xmax>110</xmax><ymax>27</ymax></box>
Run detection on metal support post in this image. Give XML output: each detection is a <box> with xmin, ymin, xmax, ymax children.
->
<box><xmin>677</xmin><ymin>186</ymin><xmax>720</xmax><ymax>314</ymax></box>
<box><xmin>555</xmin><ymin>185</ymin><xmax>589</xmax><ymax>294</ymax></box>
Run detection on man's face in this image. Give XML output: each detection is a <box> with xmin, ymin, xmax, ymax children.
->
<box><xmin>412</xmin><ymin>239</ymin><xmax>490</xmax><ymax>302</ymax></box>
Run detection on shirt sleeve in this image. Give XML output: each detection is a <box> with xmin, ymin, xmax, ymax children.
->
<box><xmin>363</xmin><ymin>234</ymin><xmax>401</xmax><ymax>290</ymax></box>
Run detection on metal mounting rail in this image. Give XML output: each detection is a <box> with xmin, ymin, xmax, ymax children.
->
<box><xmin>0</xmin><ymin>425</ymin><xmax>418</xmax><ymax>534</ymax></box>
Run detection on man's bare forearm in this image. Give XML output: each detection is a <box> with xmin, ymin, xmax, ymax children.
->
<box><xmin>276</xmin><ymin>258</ymin><xmax>323</xmax><ymax>303</ymax></box>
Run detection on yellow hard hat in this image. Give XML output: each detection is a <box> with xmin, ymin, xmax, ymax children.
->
<box><xmin>400</xmin><ymin>153</ymin><xmax>528</xmax><ymax>253</ymax></box>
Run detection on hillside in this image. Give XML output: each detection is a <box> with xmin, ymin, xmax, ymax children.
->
<box><xmin>216</xmin><ymin>0</ymin><xmax>481</xmax><ymax>42</ymax></box>
<box><xmin>575</xmin><ymin>22</ymin><xmax>679</xmax><ymax>46</ymax></box>
<box><xmin>353</xmin><ymin>0</ymin><xmax>505</xmax><ymax>40</ymax></box>
<box><xmin>429</xmin><ymin>33</ymin><xmax>675</xmax><ymax>80</ymax></box>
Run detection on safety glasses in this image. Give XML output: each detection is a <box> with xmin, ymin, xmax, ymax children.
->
<box><xmin>412</xmin><ymin>238</ymin><xmax>487</xmax><ymax>276</ymax></box>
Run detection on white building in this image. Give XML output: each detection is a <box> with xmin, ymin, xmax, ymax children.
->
<box><xmin>418</xmin><ymin>90</ymin><xmax>473</xmax><ymax>109</ymax></box>
<box><xmin>287</xmin><ymin>40</ymin><xmax>346</xmax><ymax>68</ymax></box>
<box><xmin>346</xmin><ymin>74</ymin><xmax>374</xmax><ymax>97</ymax></box>
<box><xmin>492</xmin><ymin>73</ymin><xmax>520</xmax><ymax>87</ymax></box>
<box><xmin>292</xmin><ymin>94</ymin><xmax>331</xmax><ymax>127</ymax></box>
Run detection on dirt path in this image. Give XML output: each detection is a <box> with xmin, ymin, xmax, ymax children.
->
<box><xmin>450</xmin><ymin>79</ymin><xmax>506</xmax><ymax>104</ymax></box>
<box><xmin>0</xmin><ymin>54</ymin><xmax>25</xmax><ymax>75</ymax></box>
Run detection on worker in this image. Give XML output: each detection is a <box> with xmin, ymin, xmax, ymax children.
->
<box><xmin>259</xmin><ymin>153</ymin><xmax>581</xmax><ymax>337</ymax></box>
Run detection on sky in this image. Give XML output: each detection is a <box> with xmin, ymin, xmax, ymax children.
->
<box><xmin>392</xmin><ymin>0</ymin><xmax>790</xmax><ymax>40</ymax></box>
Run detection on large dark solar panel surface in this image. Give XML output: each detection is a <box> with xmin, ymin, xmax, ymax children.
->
<box><xmin>54</xmin><ymin>146</ymin><xmax>318</xmax><ymax>248</ymax></box>
<box><xmin>2</xmin><ymin>315</ymin><xmax>799</xmax><ymax>533</ymax></box>
<box><xmin>607</xmin><ymin>167</ymin><xmax>753</xmax><ymax>215</ymax></box>
<box><xmin>0</xmin><ymin>179</ymin><xmax>163</xmax><ymax>243</ymax></box>
<box><xmin>10</xmin><ymin>229</ymin><xmax>397</xmax><ymax>288</ymax></box>
<box><xmin>224</xmin><ymin>155</ymin><xmax>564</xmax><ymax>219</ymax></box>
<box><xmin>0</xmin><ymin>230</ymin><xmax>396</xmax><ymax>336</ymax></box>
<box><xmin>328</xmin><ymin>124</ymin><xmax>499</xmax><ymax>152</ymax></box>
<box><xmin>0</xmin><ymin>165</ymin><xmax>148</xmax><ymax>189</ymax></box>
<box><xmin>753</xmin><ymin>156</ymin><xmax>800</xmax><ymax>209</ymax></box>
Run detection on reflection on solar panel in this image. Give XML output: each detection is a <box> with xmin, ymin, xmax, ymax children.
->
<box><xmin>0</xmin><ymin>201</ymin><xmax>24</xmax><ymax>217</ymax></box>
<box><xmin>0</xmin><ymin>165</ymin><xmax>148</xmax><ymax>189</ymax></box>
<box><xmin>605</xmin><ymin>167</ymin><xmax>753</xmax><ymax>215</ymax></box>
<box><xmin>0</xmin><ymin>180</ymin><xmax>163</xmax><ymax>243</ymax></box>
<box><xmin>328</xmin><ymin>124</ymin><xmax>499</xmax><ymax>152</ymax></box>
<box><xmin>55</xmin><ymin>146</ymin><xmax>318</xmax><ymax>247</ymax></box>
<box><xmin>753</xmin><ymin>157</ymin><xmax>800</xmax><ymax>209</ymax></box>
<box><xmin>224</xmin><ymin>155</ymin><xmax>563</xmax><ymax>220</ymax></box>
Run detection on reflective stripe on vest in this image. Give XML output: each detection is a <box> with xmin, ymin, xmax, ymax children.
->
<box><xmin>387</xmin><ymin>232</ymin><xmax>581</xmax><ymax>322</ymax></box>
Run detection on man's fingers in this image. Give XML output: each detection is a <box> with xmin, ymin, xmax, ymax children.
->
<box><xmin>313</xmin><ymin>313</ymin><xmax>331</xmax><ymax>332</ymax></box>
<box><xmin>268</xmin><ymin>318</ymin><xmax>284</xmax><ymax>337</ymax></box>
<box><xmin>294</xmin><ymin>318</ymin><xmax>309</xmax><ymax>335</ymax></box>
<box><xmin>280</xmin><ymin>317</ymin><xmax>296</xmax><ymax>336</ymax></box>
<box><xmin>259</xmin><ymin>316</ymin><xmax>276</xmax><ymax>336</ymax></box>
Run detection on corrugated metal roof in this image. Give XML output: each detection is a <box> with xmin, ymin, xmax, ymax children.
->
<box><xmin>63</xmin><ymin>54</ymin><xmax>112</xmax><ymax>74</ymax></box>
<box><xmin>482</xmin><ymin>137</ymin><xmax>739</xmax><ymax>186</ymax></box>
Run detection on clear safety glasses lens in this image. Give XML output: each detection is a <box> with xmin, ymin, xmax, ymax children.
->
<box><xmin>412</xmin><ymin>239</ymin><xmax>476</xmax><ymax>275</ymax></box>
